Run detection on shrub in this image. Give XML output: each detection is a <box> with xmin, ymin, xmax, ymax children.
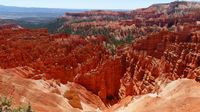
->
<box><xmin>0</xmin><ymin>96</ymin><xmax>33</xmax><ymax>112</ymax></box>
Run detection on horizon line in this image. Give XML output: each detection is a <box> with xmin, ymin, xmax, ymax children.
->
<box><xmin>0</xmin><ymin>4</ymin><xmax>133</xmax><ymax>10</ymax></box>
<box><xmin>0</xmin><ymin>1</ymin><xmax>200</xmax><ymax>11</ymax></box>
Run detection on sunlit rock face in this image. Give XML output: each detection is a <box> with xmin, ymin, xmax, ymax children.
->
<box><xmin>0</xmin><ymin>67</ymin><xmax>106</xmax><ymax>112</ymax></box>
<box><xmin>106</xmin><ymin>79</ymin><xmax>200</xmax><ymax>112</ymax></box>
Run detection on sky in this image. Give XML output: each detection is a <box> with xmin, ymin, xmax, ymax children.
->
<box><xmin>0</xmin><ymin>0</ymin><xmax>199</xmax><ymax>9</ymax></box>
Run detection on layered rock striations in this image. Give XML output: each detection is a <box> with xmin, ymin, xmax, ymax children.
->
<box><xmin>0</xmin><ymin>67</ymin><xmax>106</xmax><ymax>112</ymax></box>
<box><xmin>56</xmin><ymin>1</ymin><xmax>200</xmax><ymax>42</ymax></box>
<box><xmin>106</xmin><ymin>79</ymin><xmax>200</xmax><ymax>112</ymax></box>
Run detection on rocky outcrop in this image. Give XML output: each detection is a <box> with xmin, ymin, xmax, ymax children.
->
<box><xmin>0</xmin><ymin>24</ymin><xmax>23</xmax><ymax>30</ymax></box>
<box><xmin>74</xmin><ymin>57</ymin><xmax>126</xmax><ymax>103</ymax></box>
<box><xmin>0</xmin><ymin>67</ymin><xmax>106</xmax><ymax>112</ymax></box>
<box><xmin>106</xmin><ymin>79</ymin><xmax>200</xmax><ymax>112</ymax></box>
<box><xmin>132</xmin><ymin>1</ymin><xmax>200</xmax><ymax>17</ymax></box>
<box><xmin>119</xmin><ymin>52</ymin><xmax>162</xmax><ymax>98</ymax></box>
<box><xmin>65</xmin><ymin>10</ymin><xmax>130</xmax><ymax>20</ymax></box>
<box><xmin>117</xmin><ymin>26</ymin><xmax>200</xmax><ymax>98</ymax></box>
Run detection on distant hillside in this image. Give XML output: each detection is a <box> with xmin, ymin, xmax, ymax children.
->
<box><xmin>0</xmin><ymin>5</ymin><xmax>88</xmax><ymax>19</ymax></box>
<box><xmin>132</xmin><ymin>1</ymin><xmax>200</xmax><ymax>16</ymax></box>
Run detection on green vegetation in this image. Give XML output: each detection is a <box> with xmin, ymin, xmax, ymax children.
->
<box><xmin>0</xmin><ymin>96</ymin><xmax>33</xmax><ymax>112</ymax></box>
<box><xmin>16</xmin><ymin>17</ymin><xmax>134</xmax><ymax>47</ymax></box>
<box><xmin>59</xmin><ymin>24</ymin><xmax>135</xmax><ymax>55</ymax></box>
<box><xmin>18</xmin><ymin>21</ymin><xmax>47</xmax><ymax>29</ymax></box>
<box><xmin>105</xmin><ymin>34</ymin><xmax>134</xmax><ymax>55</ymax></box>
<box><xmin>110</xmin><ymin>34</ymin><xmax>134</xmax><ymax>46</ymax></box>
<box><xmin>11</xmin><ymin>17</ymin><xmax>135</xmax><ymax>55</ymax></box>
<box><xmin>72</xmin><ymin>19</ymin><xmax>95</xmax><ymax>23</ymax></box>
<box><xmin>44</xmin><ymin>18</ymin><xmax>66</xmax><ymax>33</ymax></box>
<box><xmin>59</xmin><ymin>26</ymin><xmax>111</xmax><ymax>37</ymax></box>
<box><xmin>15</xmin><ymin>18</ymin><xmax>66</xmax><ymax>34</ymax></box>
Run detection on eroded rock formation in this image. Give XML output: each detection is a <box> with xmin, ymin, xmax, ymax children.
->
<box><xmin>0</xmin><ymin>67</ymin><xmax>106</xmax><ymax>112</ymax></box>
<box><xmin>106</xmin><ymin>79</ymin><xmax>200</xmax><ymax>112</ymax></box>
<box><xmin>0</xmin><ymin>1</ymin><xmax>200</xmax><ymax>112</ymax></box>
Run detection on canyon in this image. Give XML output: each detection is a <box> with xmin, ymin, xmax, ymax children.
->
<box><xmin>0</xmin><ymin>1</ymin><xmax>200</xmax><ymax>112</ymax></box>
